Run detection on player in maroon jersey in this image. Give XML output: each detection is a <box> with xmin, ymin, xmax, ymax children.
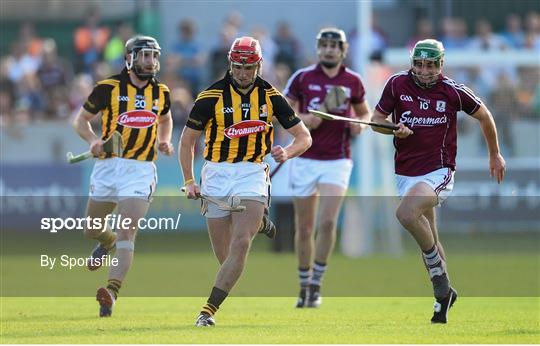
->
<box><xmin>371</xmin><ymin>39</ymin><xmax>506</xmax><ymax>323</ymax></box>
<box><xmin>283</xmin><ymin>27</ymin><xmax>371</xmax><ymax>308</ymax></box>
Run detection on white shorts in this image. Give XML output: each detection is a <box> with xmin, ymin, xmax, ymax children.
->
<box><xmin>290</xmin><ymin>157</ymin><xmax>353</xmax><ymax>197</ymax></box>
<box><xmin>89</xmin><ymin>158</ymin><xmax>157</xmax><ymax>203</ymax></box>
<box><xmin>396</xmin><ymin>167</ymin><xmax>454</xmax><ymax>206</ymax></box>
<box><xmin>201</xmin><ymin>161</ymin><xmax>270</xmax><ymax>218</ymax></box>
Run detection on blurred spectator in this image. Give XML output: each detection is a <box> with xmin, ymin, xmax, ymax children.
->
<box><xmin>36</xmin><ymin>40</ymin><xmax>70</xmax><ymax>90</ymax></box>
<box><xmin>104</xmin><ymin>22</ymin><xmax>134</xmax><ymax>71</ymax></box>
<box><xmin>224</xmin><ymin>10</ymin><xmax>244</xmax><ymax>36</ymax></box>
<box><xmin>91</xmin><ymin>61</ymin><xmax>113</xmax><ymax>82</ymax></box>
<box><xmin>0</xmin><ymin>59</ymin><xmax>16</xmax><ymax>127</ymax></box>
<box><xmin>170</xmin><ymin>86</ymin><xmax>194</xmax><ymax>132</ymax></box>
<box><xmin>18</xmin><ymin>22</ymin><xmax>44</xmax><ymax>59</ymax></box>
<box><xmin>158</xmin><ymin>53</ymin><xmax>193</xmax><ymax>131</ymax></box>
<box><xmin>251</xmin><ymin>26</ymin><xmax>277</xmax><ymax>79</ymax></box>
<box><xmin>407</xmin><ymin>18</ymin><xmax>434</xmax><ymax>49</ymax></box>
<box><xmin>524</xmin><ymin>12</ymin><xmax>540</xmax><ymax>50</ymax></box>
<box><xmin>348</xmin><ymin>16</ymin><xmax>388</xmax><ymax>71</ymax></box>
<box><xmin>36</xmin><ymin>39</ymin><xmax>72</xmax><ymax>119</ymax></box>
<box><xmin>160</xmin><ymin>55</ymin><xmax>186</xmax><ymax>90</ymax></box>
<box><xmin>489</xmin><ymin>73</ymin><xmax>520</xmax><ymax>154</ymax></box>
<box><xmin>273</xmin><ymin>62</ymin><xmax>292</xmax><ymax>91</ymax></box>
<box><xmin>515</xmin><ymin>66</ymin><xmax>540</xmax><ymax>118</ymax></box>
<box><xmin>365</xmin><ymin>53</ymin><xmax>394</xmax><ymax>99</ymax></box>
<box><xmin>469</xmin><ymin>19</ymin><xmax>514</xmax><ymax>86</ymax></box>
<box><xmin>463</xmin><ymin>66</ymin><xmax>491</xmax><ymax>102</ymax></box>
<box><xmin>348</xmin><ymin>14</ymin><xmax>389</xmax><ymax>69</ymax></box>
<box><xmin>209</xmin><ymin>23</ymin><xmax>236</xmax><ymax>82</ymax></box>
<box><xmin>273</xmin><ymin>22</ymin><xmax>302</xmax><ymax>72</ymax></box>
<box><xmin>171</xmin><ymin>19</ymin><xmax>206</xmax><ymax>96</ymax></box>
<box><xmin>501</xmin><ymin>14</ymin><xmax>526</xmax><ymax>49</ymax></box>
<box><xmin>3</xmin><ymin>40</ymin><xmax>43</xmax><ymax>121</ymax></box>
<box><xmin>68</xmin><ymin>73</ymin><xmax>94</xmax><ymax>117</ymax></box>
<box><xmin>207</xmin><ymin>11</ymin><xmax>245</xmax><ymax>82</ymax></box>
<box><xmin>5</xmin><ymin>41</ymin><xmax>40</xmax><ymax>83</ymax></box>
<box><xmin>370</xmin><ymin>14</ymin><xmax>389</xmax><ymax>55</ymax></box>
<box><xmin>16</xmin><ymin>73</ymin><xmax>44</xmax><ymax>122</ymax></box>
<box><xmin>439</xmin><ymin>17</ymin><xmax>469</xmax><ymax>49</ymax></box>
<box><xmin>73</xmin><ymin>6</ymin><xmax>111</xmax><ymax>73</ymax></box>
<box><xmin>469</xmin><ymin>19</ymin><xmax>507</xmax><ymax>51</ymax></box>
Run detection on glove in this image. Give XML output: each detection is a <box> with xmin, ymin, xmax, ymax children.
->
<box><xmin>321</xmin><ymin>86</ymin><xmax>348</xmax><ymax>113</ymax></box>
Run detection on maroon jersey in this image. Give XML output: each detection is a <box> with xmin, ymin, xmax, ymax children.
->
<box><xmin>376</xmin><ymin>70</ymin><xmax>482</xmax><ymax>176</ymax></box>
<box><xmin>284</xmin><ymin>63</ymin><xmax>365</xmax><ymax>160</ymax></box>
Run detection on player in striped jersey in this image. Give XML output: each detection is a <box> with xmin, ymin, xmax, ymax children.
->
<box><xmin>179</xmin><ymin>36</ymin><xmax>311</xmax><ymax>326</ymax></box>
<box><xmin>72</xmin><ymin>35</ymin><xmax>173</xmax><ymax>317</ymax></box>
<box><xmin>371</xmin><ymin>39</ymin><xmax>506</xmax><ymax>323</ymax></box>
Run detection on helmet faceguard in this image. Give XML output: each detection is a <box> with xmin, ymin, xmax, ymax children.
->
<box><xmin>410</xmin><ymin>39</ymin><xmax>444</xmax><ymax>89</ymax></box>
<box><xmin>316</xmin><ymin>28</ymin><xmax>348</xmax><ymax>68</ymax></box>
<box><xmin>228</xmin><ymin>36</ymin><xmax>263</xmax><ymax>89</ymax></box>
<box><xmin>125</xmin><ymin>35</ymin><xmax>161</xmax><ymax>81</ymax></box>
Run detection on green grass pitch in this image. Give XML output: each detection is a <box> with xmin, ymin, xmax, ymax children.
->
<box><xmin>1</xmin><ymin>297</ymin><xmax>538</xmax><ymax>343</ymax></box>
<box><xmin>1</xmin><ymin>232</ymin><xmax>539</xmax><ymax>343</ymax></box>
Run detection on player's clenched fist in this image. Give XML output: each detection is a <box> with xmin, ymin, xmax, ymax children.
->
<box><xmin>183</xmin><ymin>182</ymin><xmax>200</xmax><ymax>199</ymax></box>
<box><xmin>158</xmin><ymin>141</ymin><xmax>174</xmax><ymax>156</ymax></box>
<box><xmin>393</xmin><ymin>123</ymin><xmax>414</xmax><ymax>139</ymax></box>
<box><xmin>89</xmin><ymin>138</ymin><xmax>105</xmax><ymax>157</ymax></box>
<box><xmin>271</xmin><ymin>145</ymin><xmax>288</xmax><ymax>163</ymax></box>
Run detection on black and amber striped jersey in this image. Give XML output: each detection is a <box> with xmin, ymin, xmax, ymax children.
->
<box><xmin>186</xmin><ymin>72</ymin><xmax>300</xmax><ymax>163</ymax></box>
<box><xmin>83</xmin><ymin>68</ymin><xmax>171</xmax><ymax>161</ymax></box>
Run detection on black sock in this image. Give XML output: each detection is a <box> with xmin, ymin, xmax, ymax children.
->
<box><xmin>201</xmin><ymin>286</ymin><xmax>228</xmax><ymax>316</ymax></box>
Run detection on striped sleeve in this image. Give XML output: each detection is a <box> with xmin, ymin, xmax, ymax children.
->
<box><xmin>443</xmin><ymin>78</ymin><xmax>483</xmax><ymax>115</ymax></box>
<box><xmin>186</xmin><ymin>91</ymin><xmax>220</xmax><ymax>130</ymax></box>
<box><xmin>83</xmin><ymin>83</ymin><xmax>112</xmax><ymax>114</ymax></box>
<box><xmin>159</xmin><ymin>84</ymin><xmax>171</xmax><ymax>115</ymax></box>
<box><xmin>270</xmin><ymin>90</ymin><xmax>301</xmax><ymax>129</ymax></box>
<box><xmin>375</xmin><ymin>75</ymin><xmax>398</xmax><ymax>115</ymax></box>
<box><xmin>455</xmin><ymin>83</ymin><xmax>482</xmax><ymax>114</ymax></box>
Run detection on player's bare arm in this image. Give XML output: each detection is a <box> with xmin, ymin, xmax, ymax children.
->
<box><xmin>350</xmin><ymin>100</ymin><xmax>371</xmax><ymax>136</ymax></box>
<box><xmin>286</xmin><ymin>96</ymin><xmax>322</xmax><ymax>130</ymax></box>
<box><xmin>157</xmin><ymin>111</ymin><xmax>174</xmax><ymax>156</ymax></box>
<box><xmin>470</xmin><ymin>103</ymin><xmax>506</xmax><ymax>183</ymax></box>
<box><xmin>72</xmin><ymin>107</ymin><xmax>104</xmax><ymax>157</ymax></box>
<box><xmin>179</xmin><ymin>126</ymin><xmax>202</xmax><ymax>198</ymax></box>
<box><xmin>371</xmin><ymin>109</ymin><xmax>413</xmax><ymax>138</ymax></box>
<box><xmin>271</xmin><ymin>121</ymin><xmax>312</xmax><ymax>163</ymax></box>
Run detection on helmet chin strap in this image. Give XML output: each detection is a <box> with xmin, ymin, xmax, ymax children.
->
<box><xmin>125</xmin><ymin>55</ymin><xmax>134</xmax><ymax>71</ymax></box>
